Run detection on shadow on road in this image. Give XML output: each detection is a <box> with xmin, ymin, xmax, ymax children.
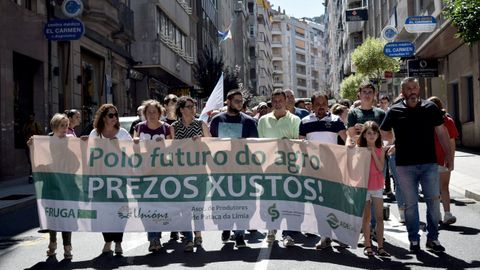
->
<box><xmin>23</xmin><ymin>239</ymin><xmax>480</xmax><ymax>270</ymax></box>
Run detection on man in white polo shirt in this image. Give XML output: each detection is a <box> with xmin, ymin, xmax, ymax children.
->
<box><xmin>299</xmin><ymin>91</ymin><xmax>347</xmax><ymax>250</ymax></box>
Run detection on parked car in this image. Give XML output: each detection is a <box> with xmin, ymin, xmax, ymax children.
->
<box><xmin>119</xmin><ymin>116</ymin><xmax>138</xmax><ymax>132</ymax></box>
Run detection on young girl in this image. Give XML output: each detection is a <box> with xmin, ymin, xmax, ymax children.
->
<box><xmin>28</xmin><ymin>113</ymin><xmax>74</xmax><ymax>259</ymax></box>
<box><xmin>357</xmin><ymin>121</ymin><xmax>390</xmax><ymax>257</ymax></box>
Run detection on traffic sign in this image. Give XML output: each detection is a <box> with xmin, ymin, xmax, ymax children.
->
<box><xmin>407</xmin><ymin>59</ymin><xmax>438</xmax><ymax>77</ymax></box>
<box><xmin>405</xmin><ymin>16</ymin><xmax>436</xmax><ymax>33</ymax></box>
<box><xmin>383</xmin><ymin>41</ymin><xmax>415</xmax><ymax>57</ymax></box>
<box><xmin>44</xmin><ymin>19</ymin><xmax>85</xmax><ymax>41</ymax></box>
<box><xmin>381</xmin><ymin>26</ymin><xmax>398</xmax><ymax>42</ymax></box>
<box><xmin>62</xmin><ymin>0</ymin><xmax>84</xmax><ymax>18</ymax></box>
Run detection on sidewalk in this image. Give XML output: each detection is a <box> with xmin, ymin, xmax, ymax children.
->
<box><xmin>0</xmin><ymin>150</ymin><xmax>479</xmax><ymax>215</ymax></box>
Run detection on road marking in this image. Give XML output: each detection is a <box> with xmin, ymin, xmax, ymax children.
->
<box><xmin>253</xmin><ymin>237</ymin><xmax>272</xmax><ymax>270</ymax></box>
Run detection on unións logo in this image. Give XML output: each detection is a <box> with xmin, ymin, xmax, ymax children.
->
<box><xmin>117</xmin><ymin>206</ymin><xmax>132</xmax><ymax>219</ymax></box>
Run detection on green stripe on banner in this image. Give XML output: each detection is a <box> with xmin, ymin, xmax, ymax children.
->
<box><xmin>77</xmin><ymin>209</ymin><xmax>97</xmax><ymax>219</ymax></box>
<box><xmin>33</xmin><ymin>172</ymin><xmax>366</xmax><ymax>217</ymax></box>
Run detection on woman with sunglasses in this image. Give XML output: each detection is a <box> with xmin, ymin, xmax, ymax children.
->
<box><xmin>89</xmin><ymin>104</ymin><xmax>132</xmax><ymax>255</ymax></box>
<box><xmin>65</xmin><ymin>109</ymin><xmax>81</xmax><ymax>137</ymax></box>
<box><xmin>133</xmin><ymin>99</ymin><xmax>172</xmax><ymax>252</ymax></box>
<box><xmin>170</xmin><ymin>96</ymin><xmax>211</xmax><ymax>252</ymax></box>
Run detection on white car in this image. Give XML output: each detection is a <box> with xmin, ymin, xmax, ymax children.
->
<box><xmin>119</xmin><ymin>116</ymin><xmax>139</xmax><ymax>132</ymax></box>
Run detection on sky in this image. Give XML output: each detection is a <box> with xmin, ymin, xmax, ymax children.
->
<box><xmin>268</xmin><ymin>0</ymin><xmax>325</xmax><ymax>19</ymax></box>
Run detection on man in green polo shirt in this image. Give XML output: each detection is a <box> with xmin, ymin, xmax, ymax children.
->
<box><xmin>257</xmin><ymin>89</ymin><xmax>301</xmax><ymax>247</ymax></box>
<box><xmin>258</xmin><ymin>89</ymin><xmax>301</xmax><ymax>139</ymax></box>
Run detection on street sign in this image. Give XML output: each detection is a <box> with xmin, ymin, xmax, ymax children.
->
<box><xmin>384</xmin><ymin>41</ymin><xmax>415</xmax><ymax>57</ymax></box>
<box><xmin>381</xmin><ymin>25</ymin><xmax>398</xmax><ymax>42</ymax></box>
<box><xmin>405</xmin><ymin>16</ymin><xmax>436</xmax><ymax>33</ymax></box>
<box><xmin>44</xmin><ymin>19</ymin><xmax>85</xmax><ymax>41</ymax></box>
<box><xmin>62</xmin><ymin>0</ymin><xmax>83</xmax><ymax>18</ymax></box>
<box><xmin>407</xmin><ymin>59</ymin><xmax>438</xmax><ymax>77</ymax></box>
<box><xmin>346</xmin><ymin>9</ymin><xmax>368</xmax><ymax>22</ymax></box>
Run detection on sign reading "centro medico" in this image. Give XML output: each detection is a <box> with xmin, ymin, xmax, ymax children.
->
<box><xmin>44</xmin><ymin>18</ymin><xmax>84</xmax><ymax>41</ymax></box>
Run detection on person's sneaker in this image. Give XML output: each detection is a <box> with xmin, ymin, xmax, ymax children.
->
<box><xmin>114</xmin><ymin>242</ymin><xmax>123</xmax><ymax>255</ymax></box>
<box><xmin>102</xmin><ymin>242</ymin><xmax>112</xmax><ymax>253</ymax></box>
<box><xmin>46</xmin><ymin>241</ymin><xmax>57</xmax><ymax>256</ymax></box>
<box><xmin>443</xmin><ymin>212</ymin><xmax>457</xmax><ymax>225</ymax></box>
<box><xmin>63</xmin><ymin>245</ymin><xmax>73</xmax><ymax>260</ymax></box>
<box><xmin>266</xmin><ymin>230</ymin><xmax>276</xmax><ymax>243</ymax></box>
<box><xmin>426</xmin><ymin>240</ymin><xmax>445</xmax><ymax>252</ymax></box>
<box><xmin>170</xmin><ymin>232</ymin><xmax>179</xmax><ymax>241</ymax></box>
<box><xmin>194</xmin><ymin>236</ymin><xmax>202</xmax><ymax>246</ymax></box>
<box><xmin>184</xmin><ymin>241</ymin><xmax>194</xmax><ymax>252</ymax></box>
<box><xmin>282</xmin><ymin>235</ymin><xmax>295</xmax><ymax>247</ymax></box>
<box><xmin>409</xmin><ymin>241</ymin><xmax>420</xmax><ymax>253</ymax></box>
<box><xmin>235</xmin><ymin>236</ymin><xmax>247</xmax><ymax>248</ymax></box>
<box><xmin>221</xmin><ymin>231</ymin><xmax>231</xmax><ymax>244</ymax></box>
<box><xmin>316</xmin><ymin>237</ymin><xmax>332</xmax><ymax>250</ymax></box>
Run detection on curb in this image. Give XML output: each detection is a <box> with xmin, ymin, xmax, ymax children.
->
<box><xmin>465</xmin><ymin>190</ymin><xmax>480</xmax><ymax>202</ymax></box>
<box><xmin>0</xmin><ymin>196</ymin><xmax>36</xmax><ymax>216</ymax></box>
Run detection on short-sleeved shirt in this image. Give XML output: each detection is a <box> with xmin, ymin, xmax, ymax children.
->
<box><xmin>172</xmin><ymin>119</ymin><xmax>204</xmax><ymax>139</ymax></box>
<box><xmin>299</xmin><ymin>113</ymin><xmax>346</xmax><ymax>144</ymax></box>
<box><xmin>134</xmin><ymin>121</ymin><xmax>171</xmax><ymax>140</ymax></box>
<box><xmin>434</xmin><ymin>114</ymin><xmax>458</xmax><ymax>166</ymax></box>
<box><xmin>257</xmin><ymin>111</ymin><xmax>300</xmax><ymax>139</ymax></box>
<box><xmin>294</xmin><ymin>107</ymin><xmax>310</xmax><ymax>119</ymax></box>
<box><xmin>89</xmin><ymin>127</ymin><xmax>132</xmax><ymax>140</ymax></box>
<box><xmin>209</xmin><ymin>112</ymin><xmax>258</xmax><ymax>138</ymax></box>
<box><xmin>368</xmin><ymin>148</ymin><xmax>385</xmax><ymax>190</ymax></box>
<box><xmin>380</xmin><ymin>99</ymin><xmax>444</xmax><ymax>166</ymax></box>
<box><xmin>347</xmin><ymin>107</ymin><xmax>386</xmax><ymax>127</ymax></box>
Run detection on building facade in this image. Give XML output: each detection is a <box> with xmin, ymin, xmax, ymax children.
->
<box><xmin>0</xmin><ymin>0</ymin><xmax>135</xmax><ymax>180</ymax></box>
<box><xmin>326</xmin><ymin>0</ymin><xmax>480</xmax><ymax>148</ymax></box>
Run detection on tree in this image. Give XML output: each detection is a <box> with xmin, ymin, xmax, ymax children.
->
<box><xmin>351</xmin><ymin>37</ymin><xmax>400</xmax><ymax>91</ymax></box>
<box><xmin>340</xmin><ymin>73</ymin><xmax>368</xmax><ymax>101</ymax></box>
<box><xmin>443</xmin><ymin>0</ymin><xmax>480</xmax><ymax>45</ymax></box>
<box><xmin>193</xmin><ymin>47</ymin><xmax>239</xmax><ymax>99</ymax></box>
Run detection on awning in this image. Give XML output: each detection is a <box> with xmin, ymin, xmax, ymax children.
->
<box><xmin>133</xmin><ymin>65</ymin><xmax>190</xmax><ymax>88</ymax></box>
<box><xmin>415</xmin><ymin>21</ymin><xmax>463</xmax><ymax>59</ymax></box>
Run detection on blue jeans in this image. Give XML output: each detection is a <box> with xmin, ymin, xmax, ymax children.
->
<box><xmin>387</xmin><ymin>155</ymin><xmax>405</xmax><ymax>209</ymax></box>
<box><xmin>147</xmin><ymin>232</ymin><xmax>162</xmax><ymax>241</ymax></box>
<box><xmin>396</xmin><ymin>163</ymin><xmax>440</xmax><ymax>243</ymax></box>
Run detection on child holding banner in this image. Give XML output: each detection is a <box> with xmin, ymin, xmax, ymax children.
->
<box><xmin>357</xmin><ymin>121</ymin><xmax>390</xmax><ymax>257</ymax></box>
<box><xmin>28</xmin><ymin>113</ymin><xmax>75</xmax><ymax>259</ymax></box>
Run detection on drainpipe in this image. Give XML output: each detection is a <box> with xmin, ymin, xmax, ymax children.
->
<box><xmin>46</xmin><ymin>0</ymin><xmax>53</xmax><ymax>120</ymax></box>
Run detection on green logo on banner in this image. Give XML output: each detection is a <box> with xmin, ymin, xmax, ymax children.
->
<box><xmin>78</xmin><ymin>209</ymin><xmax>97</xmax><ymax>219</ymax></box>
<box><xmin>268</xmin><ymin>203</ymin><xmax>280</xmax><ymax>222</ymax></box>
<box><xmin>327</xmin><ymin>213</ymin><xmax>340</xmax><ymax>229</ymax></box>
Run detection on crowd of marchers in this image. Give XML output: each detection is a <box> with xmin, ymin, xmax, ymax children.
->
<box><xmin>26</xmin><ymin>77</ymin><xmax>457</xmax><ymax>260</ymax></box>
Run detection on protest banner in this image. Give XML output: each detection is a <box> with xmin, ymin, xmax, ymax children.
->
<box><xmin>30</xmin><ymin>136</ymin><xmax>370</xmax><ymax>246</ymax></box>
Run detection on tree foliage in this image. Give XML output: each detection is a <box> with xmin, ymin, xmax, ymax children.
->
<box><xmin>340</xmin><ymin>73</ymin><xmax>368</xmax><ymax>101</ymax></box>
<box><xmin>443</xmin><ymin>0</ymin><xmax>480</xmax><ymax>45</ymax></box>
<box><xmin>351</xmin><ymin>37</ymin><xmax>400</xmax><ymax>89</ymax></box>
<box><xmin>193</xmin><ymin>47</ymin><xmax>239</xmax><ymax>99</ymax></box>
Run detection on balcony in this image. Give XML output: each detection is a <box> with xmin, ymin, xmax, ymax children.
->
<box><xmin>272</xmin><ymin>40</ymin><xmax>282</xmax><ymax>47</ymax></box>
<box><xmin>273</xmin><ymin>81</ymin><xmax>284</xmax><ymax>88</ymax></box>
<box><xmin>272</xmin><ymin>26</ymin><xmax>282</xmax><ymax>34</ymax></box>
<box><xmin>272</xmin><ymin>54</ymin><xmax>283</xmax><ymax>61</ymax></box>
<box><xmin>83</xmin><ymin>0</ymin><xmax>134</xmax><ymax>41</ymax></box>
<box><xmin>346</xmin><ymin>20</ymin><xmax>364</xmax><ymax>34</ymax></box>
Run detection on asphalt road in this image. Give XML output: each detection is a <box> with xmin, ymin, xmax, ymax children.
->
<box><xmin>1</xmin><ymin>190</ymin><xmax>479</xmax><ymax>270</ymax></box>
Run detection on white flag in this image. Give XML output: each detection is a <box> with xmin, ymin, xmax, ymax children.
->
<box><xmin>199</xmin><ymin>73</ymin><xmax>224</xmax><ymax>122</ymax></box>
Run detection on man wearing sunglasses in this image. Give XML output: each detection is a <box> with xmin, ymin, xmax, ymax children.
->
<box><xmin>209</xmin><ymin>89</ymin><xmax>258</xmax><ymax>249</ymax></box>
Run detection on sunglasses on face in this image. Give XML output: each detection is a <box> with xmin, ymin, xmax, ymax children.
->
<box><xmin>106</xmin><ymin>112</ymin><xmax>118</xmax><ymax>119</ymax></box>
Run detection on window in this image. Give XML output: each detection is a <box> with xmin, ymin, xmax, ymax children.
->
<box><xmin>466</xmin><ymin>76</ymin><xmax>475</xmax><ymax>122</ymax></box>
